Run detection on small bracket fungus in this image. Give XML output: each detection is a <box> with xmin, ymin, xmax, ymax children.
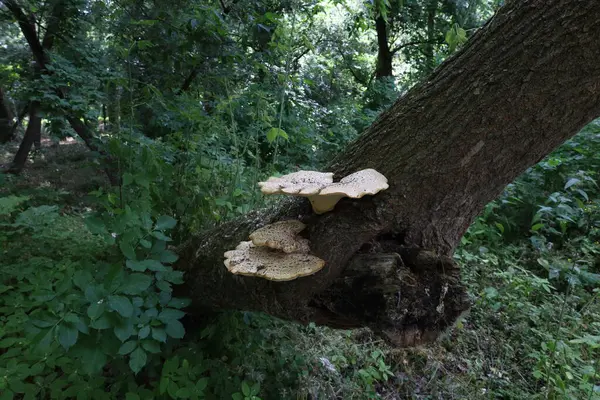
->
<box><xmin>249</xmin><ymin>220</ymin><xmax>310</xmax><ymax>253</ymax></box>
<box><xmin>224</xmin><ymin>241</ymin><xmax>325</xmax><ymax>281</ymax></box>
<box><xmin>258</xmin><ymin>168</ymin><xmax>389</xmax><ymax>214</ymax></box>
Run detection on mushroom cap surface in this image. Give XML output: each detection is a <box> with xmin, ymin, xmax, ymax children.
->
<box><xmin>319</xmin><ymin>168</ymin><xmax>389</xmax><ymax>198</ymax></box>
<box><xmin>249</xmin><ymin>220</ymin><xmax>310</xmax><ymax>253</ymax></box>
<box><xmin>223</xmin><ymin>241</ymin><xmax>325</xmax><ymax>281</ymax></box>
<box><xmin>258</xmin><ymin>171</ymin><xmax>334</xmax><ymax>196</ymax></box>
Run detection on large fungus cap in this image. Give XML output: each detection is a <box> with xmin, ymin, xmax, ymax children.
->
<box><xmin>258</xmin><ymin>169</ymin><xmax>389</xmax><ymax>214</ymax></box>
<box><xmin>258</xmin><ymin>171</ymin><xmax>334</xmax><ymax>196</ymax></box>
<box><xmin>314</xmin><ymin>169</ymin><xmax>389</xmax><ymax>214</ymax></box>
<box><xmin>249</xmin><ymin>220</ymin><xmax>310</xmax><ymax>253</ymax></box>
<box><xmin>223</xmin><ymin>241</ymin><xmax>325</xmax><ymax>281</ymax></box>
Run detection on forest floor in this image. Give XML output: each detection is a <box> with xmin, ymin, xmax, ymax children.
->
<box><xmin>0</xmin><ymin>137</ymin><xmax>108</xmax><ymax>204</ymax></box>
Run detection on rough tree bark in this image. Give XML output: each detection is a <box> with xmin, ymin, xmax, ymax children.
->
<box><xmin>177</xmin><ymin>0</ymin><xmax>600</xmax><ymax>347</ymax></box>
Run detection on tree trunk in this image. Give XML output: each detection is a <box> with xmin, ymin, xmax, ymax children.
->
<box><xmin>375</xmin><ymin>16</ymin><xmax>393</xmax><ymax>79</ymax></box>
<box><xmin>7</xmin><ymin>104</ymin><xmax>29</xmax><ymax>142</ymax></box>
<box><xmin>106</xmin><ymin>82</ymin><xmax>120</xmax><ymax>135</ymax></box>
<box><xmin>6</xmin><ymin>102</ymin><xmax>41</xmax><ymax>173</ymax></box>
<box><xmin>177</xmin><ymin>0</ymin><xmax>600</xmax><ymax>346</ymax></box>
<box><xmin>423</xmin><ymin>0</ymin><xmax>437</xmax><ymax>75</ymax></box>
<box><xmin>0</xmin><ymin>87</ymin><xmax>14</xmax><ymax>143</ymax></box>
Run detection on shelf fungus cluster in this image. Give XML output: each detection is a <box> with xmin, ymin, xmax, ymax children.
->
<box><xmin>258</xmin><ymin>168</ymin><xmax>389</xmax><ymax>214</ymax></box>
<box><xmin>224</xmin><ymin>220</ymin><xmax>325</xmax><ymax>281</ymax></box>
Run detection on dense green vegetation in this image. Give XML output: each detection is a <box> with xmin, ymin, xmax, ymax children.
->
<box><xmin>1</xmin><ymin>0</ymin><xmax>599</xmax><ymax>398</ymax></box>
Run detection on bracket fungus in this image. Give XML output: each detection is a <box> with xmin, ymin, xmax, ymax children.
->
<box><xmin>258</xmin><ymin>168</ymin><xmax>389</xmax><ymax>214</ymax></box>
<box><xmin>249</xmin><ymin>220</ymin><xmax>310</xmax><ymax>253</ymax></box>
<box><xmin>224</xmin><ymin>220</ymin><xmax>325</xmax><ymax>281</ymax></box>
<box><xmin>316</xmin><ymin>168</ymin><xmax>389</xmax><ymax>213</ymax></box>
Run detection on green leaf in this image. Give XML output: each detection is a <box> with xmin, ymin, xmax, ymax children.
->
<box><xmin>564</xmin><ymin>177</ymin><xmax>580</xmax><ymax>189</ymax></box>
<box><xmin>168</xmin><ymin>297</ymin><xmax>191</xmax><ymax>309</ymax></box>
<box><xmin>160</xmin><ymin>250</ymin><xmax>179</xmax><ymax>264</ymax></box>
<box><xmin>120</xmin><ymin>242</ymin><xmax>137</xmax><ymax>260</ymax></box>
<box><xmin>494</xmin><ymin>222</ymin><xmax>504</xmax><ymax>234</ymax></box>
<box><xmin>85</xmin><ymin>216</ymin><xmax>107</xmax><ymax>235</ymax></box>
<box><xmin>158</xmin><ymin>308</ymin><xmax>186</xmax><ymax>323</ymax></box>
<box><xmin>152</xmin><ymin>231</ymin><xmax>172</xmax><ymax>241</ymax></box>
<box><xmin>196</xmin><ymin>378</ymin><xmax>209</xmax><ymax>392</ymax></box>
<box><xmin>531</xmin><ymin>223</ymin><xmax>544</xmax><ymax>231</ymax></box>
<box><xmin>176</xmin><ymin>388</ymin><xmax>192</xmax><ymax>398</ymax></box>
<box><xmin>159</xmin><ymin>377</ymin><xmax>169</xmax><ymax>394</ymax></box>
<box><xmin>9</xmin><ymin>380</ymin><xmax>26</xmax><ymax>394</ymax></box>
<box><xmin>118</xmin><ymin>340</ymin><xmax>138</xmax><ymax>355</ymax></box>
<box><xmin>108</xmin><ymin>295</ymin><xmax>133</xmax><ymax>318</ymax></box>
<box><xmin>122</xmin><ymin>173</ymin><xmax>134</xmax><ymax>186</ymax></box>
<box><xmin>31</xmin><ymin>327</ymin><xmax>55</xmax><ymax>352</ymax></box>
<box><xmin>87</xmin><ymin>302</ymin><xmax>105</xmax><ymax>320</ymax></box>
<box><xmin>125</xmin><ymin>393</ymin><xmax>140</xmax><ymax>400</ymax></box>
<box><xmin>146</xmin><ymin>260</ymin><xmax>167</xmax><ymax>272</ymax></box>
<box><xmin>0</xmin><ymin>338</ymin><xmax>20</xmax><ymax>348</ymax></box>
<box><xmin>167</xmin><ymin>381</ymin><xmax>180</xmax><ymax>398</ymax></box>
<box><xmin>127</xmin><ymin>259</ymin><xmax>166</xmax><ymax>272</ymax></box>
<box><xmin>129</xmin><ymin>347</ymin><xmax>147</xmax><ymax>374</ymax></box>
<box><xmin>58</xmin><ymin>323</ymin><xmax>79</xmax><ymax>350</ymax></box>
<box><xmin>242</xmin><ymin>381</ymin><xmax>251</xmax><ymax>396</ymax></box>
<box><xmin>81</xmin><ymin>346</ymin><xmax>107</xmax><ymax>375</ymax></box>
<box><xmin>152</xmin><ymin>327</ymin><xmax>167</xmax><ymax>343</ymax></box>
<box><xmin>120</xmin><ymin>273</ymin><xmax>153</xmax><ymax>295</ymax></box>
<box><xmin>266</xmin><ymin>127</ymin><xmax>288</xmax><ymax>143</ymax></box>
<box><xmin>73</xmin><ymin>271</ymin><xmax>93</xmax><ymax>290</ymax></box>
<box><xmin>250</xmin><ymin>382</ymin><xmax>260</xmax><ymax>396</ymax></box>
<box><xmin>134</xmin><ymin>324</ymin><xmax>148</xmax><ymax>339</ymax></box>
<box><xmin>141</xmin><ymin>339</ymin><xmax>161</xmax><ymax>353</ymax></box>
<box><xmin>114</xmin><ymin>320</ymin><xmax>134</xmax><ymax>342</ymax></box>
<box><xmin>156</xmin><ymin>280</ymin><xmax>172</xmax><ymax>292</ymax></box>
<box><xmin>155</xmin><ymin>215</ymin><xmax>177</xmax><ymax>230</ymax></box>
<box><xmin>165</xmin><ymin>320</ymin><xmax>185</xmax><ymax>339</ymax></box>
<box><xmin>90</xmin><ymin>314</ymin><xmax>111</xmax><ymax>330</ymax></box>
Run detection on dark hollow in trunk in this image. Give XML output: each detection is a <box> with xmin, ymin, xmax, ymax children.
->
<box><xmin>177</xmin><ymin>0</ymin><xmax>600</xmax><ymax>346</ymax></box>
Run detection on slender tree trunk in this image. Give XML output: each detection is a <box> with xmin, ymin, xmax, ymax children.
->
<box><xmin>177</xmin><ymin>0</ymin><xmax>600</xmax><ymax>346</ymax></box>
<box><xmin>375</xmin><ymin>16</ymin><xmax>393</xmax><ymax>79</ymax></box>
<box><xmin>107</xmin><ymin>82</ymin><xmax>120</xmax><ymax>135</ymax></box>
<box><xmin>7</xmin><ymin>104</ymin><xmax>29</xmax><ymax>141</ymax></box>
<box><xmin>0</xmin><ymin>87</ymin><xmax>14</xmax><ymax>143</ymax></box>
<box><xmin>423</xmin><ymin>0</ymin><xmax>437</xmax><ymax>74</ymax></box>
<box><xmin>7</xmin><ymin>102</ymin><xmax>41</xmax><ymax>173</ymax></box>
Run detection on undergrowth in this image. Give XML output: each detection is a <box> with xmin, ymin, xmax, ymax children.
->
<box><xmin>1</xmin><ymin>122</ymin><xmax>600</xmax><ymax>399</ymax></box>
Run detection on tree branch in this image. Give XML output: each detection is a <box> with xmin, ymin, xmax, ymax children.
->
<box><xmin>390</xmin><ymin>39</ymin><xmax>440</xmax><ymax>55</ymax></box>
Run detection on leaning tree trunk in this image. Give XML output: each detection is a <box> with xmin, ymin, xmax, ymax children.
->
<box><xmin>7</xmin><ymin>102</ymin><xmax>41</xmax><ymax>173</ymax></box>
<box><xmin>178</xmin><ymin>0</ymin><xmax>600</xmax><ymax>346</ymax></box>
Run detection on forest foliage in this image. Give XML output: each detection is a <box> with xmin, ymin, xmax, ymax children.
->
<box><xmin>0</xmin><ymin>0</ymin><xmax>599</xmax><ymax>398</ymax></box>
